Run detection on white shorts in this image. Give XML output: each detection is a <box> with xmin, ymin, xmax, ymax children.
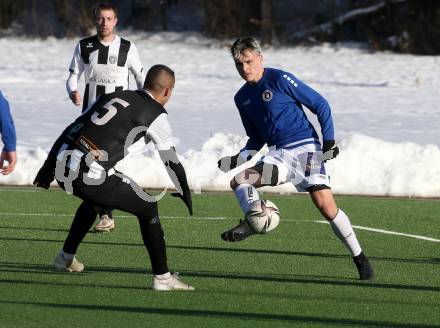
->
<box><xmin>257</xmin><ymin>143</ymin><xmax>331</xmax><ymax>192</ymax></box>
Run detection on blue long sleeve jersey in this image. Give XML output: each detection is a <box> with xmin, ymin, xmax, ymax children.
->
<box><xmin>0</xmin><ymin>91</ymin><xmax>16</xmax><ymax>152</ymax></box>
<box><xmin>234</xmin><ymin>68</ymin><xmax>334</xmax><ymax>155</ymax></box>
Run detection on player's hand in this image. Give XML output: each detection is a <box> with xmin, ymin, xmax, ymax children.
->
<box><xmin>322</xmin><ymin>140</ymin><xmax>339</xmax><ymax>162</ymax></box>
<box><xmin>217</xmin><ymin>153</ymin><xmax>242</xmax><ymax>173</ymax></box>
<box><xmin>0</xmin><ymin>150</ymin><xmax>17</xmax><ymax>175</ymax></box>
<box><xmin>171</xmin><ymin>191</ymin><xmax>193</xmax><ymax>216</ymax></box>
<box><xmin>33</xmin><ymin>160</ymin><xmax>55</xmax><ymax>189</ymax></box>
<box><xmin>69</xmin><ymin>91</ymin><xmax>82</xmax><ymax>106</ymax></box>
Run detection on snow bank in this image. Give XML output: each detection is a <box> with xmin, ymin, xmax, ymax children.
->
<box><xmin>4</xmin><ymin>132</ymin><xmax>439</xmax><ymax>197</ymax></box>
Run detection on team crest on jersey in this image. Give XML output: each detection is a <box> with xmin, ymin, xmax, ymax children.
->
<box><xmin>109</xmin><ymin>55</ymin><xmax>117</xmax><ymax>64</ymax></box>
<box><xmin>262</xmin><ymin>89</ymin><xmax>273</xmax><ymax>102</ymax></box>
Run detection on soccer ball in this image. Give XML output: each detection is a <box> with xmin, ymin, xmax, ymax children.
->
<box><xmin>246</xmin><ymin>199</ymin><xmax>280</xmax><ymax>233</ymax></box>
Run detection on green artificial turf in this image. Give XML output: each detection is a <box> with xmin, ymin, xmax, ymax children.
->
<box><xmin>0</xmin><ymin>187</ymin><xmax>439</xmax><ymax>327</ymax></box>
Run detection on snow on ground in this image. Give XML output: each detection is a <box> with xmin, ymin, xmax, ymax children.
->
<box><xmin>0</xmin><ymin>32</ymin><xmax>439</xmax><ymax>197</ymax></box>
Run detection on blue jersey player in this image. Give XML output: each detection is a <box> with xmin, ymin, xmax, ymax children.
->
<box><xmin>218</xmin><ymin>37</ymin><xmax>373</xmax><ymax>280</ymax></box>
<box><xmin>0</xmin><ymin>91</ymin><xmax>17</xmax><ymax>175</ymax></box>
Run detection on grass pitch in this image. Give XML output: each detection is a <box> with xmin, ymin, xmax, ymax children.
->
<box><xmin>0</xmin><ymin>186</ymin><xmax>439</xmax><ymax>327</ymax></box>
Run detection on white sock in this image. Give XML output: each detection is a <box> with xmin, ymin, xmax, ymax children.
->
<box><xmin>234</xmin><ymin>183</ymin><xmax>260</xmax><ymax>214</ymax></box>
<box><xmin>329</xmin><ymin>209</ymin><xmax>362</xmax><ymax>257</ymax></box>
<box><xmin>155</xmin><ymin>272</ymin><xmax>171</xmax><ymax>280</ymax></box>
<box><xmin>61</xmin><ymin>250</ymin><xmax>74</xmax><ymax>261</ymax></box>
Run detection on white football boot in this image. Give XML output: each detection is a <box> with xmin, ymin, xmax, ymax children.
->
<box><xmin>151</xmin><ymin>273</ymin><xmax>195</xmax><ymax>291</ymax></box>
<box><xmin>53</xmin><ymin>252</ymin><xmax>84</xmax><ymax>272</ymax></box>
<box><xmin>94</xmin><ymin>214</ymin><xmax>115</xmax><ymax>233</ymax></box>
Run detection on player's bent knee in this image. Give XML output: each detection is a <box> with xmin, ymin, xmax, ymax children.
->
<box><xmin>251</xmin><ymin>163</ymin><xmax>279</xmax><ymax>186</ymax></box>
<box><xmin>132</xmin><ymin>200</ymin><xmax>158</xmax><ymax>220</ymax></box>
<box><xmin>312</xmin><ymin>201</ymin><xmax>336</xmax><ymax>220</ymax></box>
<box><xmin>232</xmin><ymin>171</ymin><xmax>248</xmax><ymax>186</ymax></box>
<box><xmin>308</xmin><ymin>185</ymin><xmax>337</xmax><ymax>220</ymax></box>
<box><xmin>234</xmin><ymin>168</ymin><xmax>263</xmax><ymax>187</ymax></box>
<box><xmin>138</xmin><ymin>205</ymin><xmax>159</xmax><ymax>224</ymax></box>
<box><xmin>321</xmin><ymin>206</ymin><xmax>338</xmax><ymax>221</ymax></box>
<box><xmin>316</xmin><ymin>200</ymin><xmax>338</xmax><ymax>220</ymax></box>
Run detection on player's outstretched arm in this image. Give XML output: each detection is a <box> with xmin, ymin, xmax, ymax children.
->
<box><xmin>33</xmin><ymin>159</ymin><xmax>55</xmax><ymax>189</ymax></box>
<box><xmin>33</xmin><ymin>120</ymin><xmax>82</xmax><ymax>189</ymax></box>
<box><xmin>158</xmin><ymin>148</ymin><xmax>193</xmax><ymax>215</ymax></box>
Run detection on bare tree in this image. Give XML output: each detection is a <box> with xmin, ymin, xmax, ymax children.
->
<box><xmin>260</xmin><ymin>0</ymin><xmax>273</xmax><ymax>45</ymax></box>
<box><xmin>204</xmin><ymin>0</ymin><xmax>259</xmax><ymax>38</ymax></box>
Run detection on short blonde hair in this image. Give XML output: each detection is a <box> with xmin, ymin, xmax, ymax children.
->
<box><xmin>230</xmin><ymin>37</ymin><xmax>262</xmax><ymax>60</ymax></box>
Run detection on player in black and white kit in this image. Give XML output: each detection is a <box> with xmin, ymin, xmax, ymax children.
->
<box><xmin>66</xmin><ymin>2</ymin><xmax>144</xmax><ymax>232</ymax></box>
<box><xmin>34</xmin><ymin>65</ymin><xmax>195</xmax><ymax>291</ymax></box>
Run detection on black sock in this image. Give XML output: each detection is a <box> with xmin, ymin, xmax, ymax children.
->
<box><xmin>353</xmin><ymin>252</ymin><xmax>367</xmax><ymax>262</ymax></box>
<box><xmin>63</xmin><ymin>201</ymin><xmax>98</xmax><ymax>254</ymax></box>
<box><xmin>137</xmin><ymin>214</ymin><xmax>169</xmax><ymax>275</ymax></box>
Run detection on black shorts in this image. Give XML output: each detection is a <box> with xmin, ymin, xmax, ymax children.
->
<box><xmin>57</xmin><ymin>171</ymin><xmax>157</xmax><ymax>218</ymax></box>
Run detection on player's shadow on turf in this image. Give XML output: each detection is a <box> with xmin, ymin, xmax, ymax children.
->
<box><xmin>1</xmin><ymin>236</ymin><xmax>438</xmax><ymax>265</ymax></box>
<box><xmin>0</xmin><ymin>278</ymin><xmax>144</xmax><ymax>290</ymax></box>
<box><xmin>0</xmin><ymin>300</ymin><xmax>438</xmax><ymax>328</ymax></box>
<box><xmin>167</xmin><ymin>244</ymin><xmax>440</xmax><ymax>265</ymax></box>
<box><xmin>0</xmin><ymin>261</ymin><xmax>159</xmax><ymax>280</ymax></box>
<box><xmin>0</xmin><ymin>236</ymin><xmax>144</xmax><ymax>248</ymax></box>
<box><xmin>0</xmin><ymin>225</ymin><xmax>70</xmax><ymax>233</ymax></box>
<box><xmin>2</xmin><ymin>260</ymin><xmax>439</xmax><ymax>293</ymax></box>
<box><xmin>368</xmin><ymin>255</ymin><xmax>440</xmax><ymax>265</ymax></box>
<box><xmin>168</xmin><ymin>244</ymin><xmax>347</xmax><ymax>258</ymax></box>
<box><xmin>0</xmin><ymin>261</ymin><xmax>147</xmax><ymax>275</ymax></box>
<box><xmin>0</xmin><ymin>261</ymin><xmax>78</xmax><ymax>274</ymax></box>
<box><xmin>177</xmin><ymin>270</ymin><xmax>440</xmax><ymax>292</ymax></box>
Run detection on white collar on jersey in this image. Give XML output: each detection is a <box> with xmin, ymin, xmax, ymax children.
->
<box><xmin>140</xmin><ymin>89</ymin><xmax>156</xmax><ymax>101</ymax></box>
<box><xmin>98</xmin><ymin>35</ymin><xmax>118</xmax><ymax>46</ymax></box>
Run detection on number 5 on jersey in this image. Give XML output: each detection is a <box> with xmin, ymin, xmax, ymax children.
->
<box><xmin>91</xmin><ymin>98</ymin><xmax>130</xmax><ymax>126</ymax></box>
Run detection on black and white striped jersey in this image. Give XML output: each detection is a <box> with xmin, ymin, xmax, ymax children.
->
<box><xmin>66</xmin><ymin>35</ymin><xmax>144</xmax><ymax>111</ymax></box>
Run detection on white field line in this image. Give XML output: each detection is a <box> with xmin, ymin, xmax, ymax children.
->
<box><xmin>0</xmin><ymin>189</ymin><xmax>39</xmax><ymax>192</ymax></box>
<box><xmin>0</xmin><ymin>213</ymin><xmax>238</xmax><ymax>220</ymax></box>
<box><xmin>1</xmin><ymin>212</ymin><xmax>439</xmax><ymax>243</ymax></box>
<box><xmin>0</xmin><ymin>212</ymin><xmax>312</xmax><ymax>221</ymax></box>
<box><xmin>316</xmin><ymin>220</ymin><xmax>440</xmax><ymax>243</ymax></box>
